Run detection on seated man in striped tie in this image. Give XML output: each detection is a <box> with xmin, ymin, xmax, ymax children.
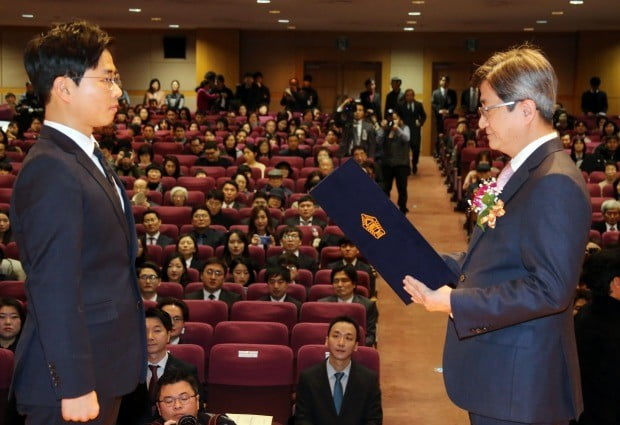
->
<box><xmin>294</xmin><ymin>315</ymin><xmax>382</xmax><ymax>425</ymax></box>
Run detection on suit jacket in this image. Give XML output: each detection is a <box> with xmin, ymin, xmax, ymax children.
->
<box><xmin>590</xmin><ymin>221</ymin><xmax>613</xmax><ymax>234</ymax></box>
<box><xmin>295</xmin><ymin>359</ymin><xmax>382</xmax><ymax>425</ymax></box>
<box><xmin>460</xmin><ymin>87</ymin><xmax>481</xmax><ymax>114</ymax></box>
<box><xmin>442</xmin><ymin>138</ymin><xmax>590</xmax><ymax>423</ymax></box>
<box><xmin>257</xmin><ymin>294</ymin><xmax>302</xmax><ymax>312</ymax></box>
<box><xmin>327</xmin><ymin>260</ymin><xmax>376</xmax><ymax>294</ymax></box>
<box><xmin>397</xmin><ymin>101</ymin><xmax>426</xmax><ymax>147</ymax></box>
<box><xmin>384</xmin><ymin>89</ymin><xmax>404</xmax><ymax>119</ymax></box>
<box><xmin>191</xmin><ymin>228</ymin><xmax>225</xmax><ymax>249</ymax></box>
<box><xmin>284</xmin><ymin>217</ymin><xmax>327</xmax><ymax>229</ymax></box>
<box><xmin>359</xmin><ymin>90</ymin><xmax>381</xmax><ymax>118</ymax></box>
<box><xmin>145</xmin><ymin>232</ymin><xmax>174</xmax><ymax>248</ymax></box>
<box><xmin>10</xmin><ymin>125</ymin><xmax>146</xmax><ymax>406</ymax></box>
<box><xmin>319</xmin><ymin>295</ymin><xmax>378</xmax><ymax>347</ymax></box>
<box><xmin>431</xmin><ymin>87</ymin><xmax>457</xmax><ymax>116</ymax></box>
<box><xmin>185</xmin><ymin>287</ymin><xmax>242</xmax><ymax>309</ymax></box>
<box><xmin>339</xmin><ymin>120</ymin><xmax>377</xmax><ymax>158</ymax></box>
<box><xmin>266</xmin><ymin>252</ymin><xmax>317</xmax><ymax>272</ymax></box>
<box><xmin>117</xmin><ymin>354</ymin><xmax>199</xmax><ymax>425</ymax></box>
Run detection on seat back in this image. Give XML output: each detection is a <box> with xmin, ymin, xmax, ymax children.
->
<box><xmin>300</xmin><ymin>302</ymin><xmax>366</xmax><ymax>331</ymax></box>
<box><xmin>213</xmin><ymin>321</ymin><xmax>289</xmax><ymax>346</ymax></box>
<box><xmin>184</xmin><ymin>299</ymin><xmax>228</xmax><ymax>327</ymax></box>
<box><xmin>0</xmin><ymin>280</ymin><xmax>26</xmax><ymax>302</ymax></box>
<box><xmin>0</xmin><ymin>348</ymin><xmax>14</xmax><ymax>422</ymax></box>
<box><xmin>180</xmin><ymin>322</ymin><xmax>213</xmax><ymax>382</ymax></box>
<box><xmin>230</xmin><ymin>300</ymin><xmax>298</xmax><ymax>331</ymax></box>
<box><xmin>166</xmin><ymin>344</ymin><xmax>205</xmax><ymax>383</ymax></box>
<box><xmin>156</xmin><ymin>282</ymin><xmax>184</xmax><ymax>299</ymax></box>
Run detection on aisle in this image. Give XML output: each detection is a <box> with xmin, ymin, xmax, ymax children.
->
<box><xmin>377</xmin><ymin>156</ymin><xmax>469</xmax><ymax>425</ymax></box>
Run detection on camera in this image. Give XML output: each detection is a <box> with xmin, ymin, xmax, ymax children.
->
<box><xmin>177</xmin><ymin>415</ymin><xmax>199</xmax><ymax>425</ymax></box>
<box><xmin>387</xmin><ymin>121</ymin><xmax>394</xmax><ymax>128</ymax></box>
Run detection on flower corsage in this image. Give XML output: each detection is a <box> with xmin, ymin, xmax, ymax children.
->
<box><xmin>468</xmin><ymin>179</ymin><xmax>506</xmax><ymax>230</ymax></box>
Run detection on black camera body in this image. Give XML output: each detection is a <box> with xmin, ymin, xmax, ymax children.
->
<box><xmin>177</xmin><ymin>415</ymin><xmax>199</xmax><ymax>425</ymax></box>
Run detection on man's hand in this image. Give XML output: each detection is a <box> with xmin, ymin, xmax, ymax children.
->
<box><xmin>403</xmin><ymin>275</ymin><xmax>452</xmax><ymax>314</ymax></box>
<box><xmin>61</xmin><ymin>391</ymin><xmax>99</xmax><ymax>422</ymax></box>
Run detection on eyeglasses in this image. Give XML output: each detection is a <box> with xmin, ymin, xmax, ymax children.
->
<box><xmin>282</xmin><ymin>234</ymin><xmax>300</xmax><ymax>240</ymax></box>
<box><xmin>204</xmin><ymin>269</ymin><xmax>224</xmax><ymax>276</ymax></box>
<box><xmin>139</xmin><ymin>274</ymin><xmax>159</xmax><ymax>281</ymax></box>
<box><xmin>169</xmin><ymin>315</ymin><xmax>185</xmax><ymax>323</ymax></box>
<box><xmin>158</xmin><ymin>393</ymin><xmax>197</xmax><ymax>407</ymax></box>
<box><xmin>79</xmin><ymin>74</ymin><xmax>122</xmax><ymax>91</ymax></box>
<box><xmin>478</xmin><ymin>101</ymin><xmax>517</xmax><ymax>118</ymax></box>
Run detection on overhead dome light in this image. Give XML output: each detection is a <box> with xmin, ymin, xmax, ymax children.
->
<box><xmin>169</xmin><ymin>24</ymin><xmax>180</xmax><ymax>28</ymax></box>
<box><xmin>257</xmin><ymin>0</ymin><xmax>271</xmax><ymax>3</ymax></box>
<box><xmin>278</xmin><ymin>19</ymin><xmax>290</xmax><ymax>23</ymax></box>
<box><xmin>523</xmin><ymin>27</ymin><xmax>535</xmax><ymax>31</ymax></box>
<box><xmin>569</xmin><ymin>0</ymin><xmax>583</xmax><ymax>4</ymax></box>
<box><xmin>408</xmin><ymin>11</ymin><xmax>421</xmax><ymax>16</ymax></box>
<box><xmin>404</xmin><ymin>27</ymin><xmax>415</xmax><ymax>31</ymax></box>
<box><xmin>269</xmin><ymin>10</ymin><xmax>280</xmax><ymax>14</ymax></box>
<box><xmin>536</xmin><ymin>20</ymin><xmax>548</xmax><ymax>24</ymax></box>
<box><xmin>128</xmin><ymin>8</ymin><xmax>141</xmax><ymax>13</ymax></box>
<box><xmin>22</xmin><ymin>14</ymin><xmax>34</xmax><ymax>18</ymax></box>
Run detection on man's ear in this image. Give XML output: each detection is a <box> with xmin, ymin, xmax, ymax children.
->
<box><xmin>52</xmin><ymin>76</ymin><xmax>73</xmax><ymax>102</ymax></box>
<box><xmin>520</xmin><ymin>99</ymin><xmax>537</xmax><ymax>122</ymax></box>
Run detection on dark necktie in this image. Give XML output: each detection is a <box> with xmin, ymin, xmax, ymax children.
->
<box><xmin>148</xmin><ymin>364</ymin><xmax>159</xmax><ymax>400</ymax></box>
<box><xmin>208</xmin><ymin>294</ymin><xmax>216</xmax><ymax>300</ymax></box>
<box><xmin>333</xmin><ymin>372</ymin><xmax>344</xmax><ymax>414</ymax></box>
<box><xmin>93</xmin><ymin>147</ymin><xmax>116</xmax><ymax>187</ymax></box>
<box><xmin>148</xmin><ymin>236</ymin><xmax>157</xmax><ymax>246</ymax></box>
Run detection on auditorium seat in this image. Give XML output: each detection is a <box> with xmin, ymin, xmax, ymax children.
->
<box><xmin>156</xmin><ymin>282</ymin><xmax>184</xmax><ymax>299</ymax></box>
<box><xmin>167</xmin><ymin>343</ymin><xmax>205</xmax><ymax>383</ymax></box>
<box><xmin>163</xmin><ymin>190</ymin><xmax>205</xmax><ymax>208</ymax></box>
<box><xmin>231</xmin><ymin>300</ymin><xmax>298</xmax><ymax>331</ymax></box>
<box><xmin>4</xmin><ymin>242</ymin><xmax>19</xmax><ymax>260</ymax></box>
<box><xmin>307</xmin><ymin>284</ymin><xmax>368</xmax><ymax>301</ymax></box>
<box><xmin>257</xmin><ymin>269</ymin><xmax>313</xmax><ymax>288</ymax></box>
<box><xmin>179</xmin><ymin>322</ymin><xmax>213</xmax><ymax>381</ymax></box>
<box><xmin>0</xmin><ymin>175</ymin><xmax>16</xmax><ymax>188</ymax></box>
<box><xmin>184</xmin><ymin>299</ymin><xmax>228</xmax><ymax>327</ymax></box>
<box><xmin>212</xmin><ymin>321</ymin><xmax>289</xmax><ymax>346</ymax></box>
<box><xmin>222</xmin><ymin>282</ymin><xmax>246</xmax><ymax>300</ymax></box>
<box><xmin>153</xmin><ymin>142</ymin><xmax>184</xmax><ymax>156</ymax></box>
<box><xmin>0</xmin><ymin>348</ymin><xmax>14</xmax><ymax>422</ymax></box>
<box><xmin>136</xmin><ymin>223</ymin><xmax>179</xmax><ymax>240</ymax></box>
<box><xmin>290</xmin><ymin>322</ymin><xmax>329</xmax><ymax>356</ymax></box>
<box><xmin>151</xmin><ymin>206</ymin><xmax>192</xmax><ymax>226</ymax></box>
<box><xmin>176</xmin><ymin>176</ymin><xmax>216</xmax><ymax>193</ymax></box>
<box><xmin>245</xmin><ymin>282</ymin><xmax>306</xmax><ymax>304</ymax></box>
<box><xmin>602</xmin><ymin>230</ymin><xmax>619</xmax><ymax>247</ymax></box>
<box><xmin>0</xmin><ymin>280</ymin><xmax>26</xmax><ymax>302</ymax></box>
<box><xmin>300</xmin><ymin>302</ymin><xmax>366</xmax><ymax>332</ymax></box>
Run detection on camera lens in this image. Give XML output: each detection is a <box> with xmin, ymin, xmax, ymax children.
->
<box><xmin>177</xmin><ymin>415</ymin><xmax>199</xmax><ymax>425</ymax></box>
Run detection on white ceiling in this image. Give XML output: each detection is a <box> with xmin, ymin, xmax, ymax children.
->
<box><xmin>0</xmin><ymin>0</ymin><xmax>617</xmax><ymax>33</ymax></box>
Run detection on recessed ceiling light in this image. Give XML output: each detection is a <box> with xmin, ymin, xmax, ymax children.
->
<box><xmin>21</xmin><ymin>14</ymin><xmax>34</xmax><ymax>18</ymax></box>
<box><xmin>151</xmin><ymin>17</ymin><xmax>162</xmax><ymax>21</ymax></box>
<box><xmin>257</xmin><ymin>0</ymin><xmax>271</xmax><ymax>3</ymax></box>
<box><xmin>536</xmin><ymin>20</ymin><xmax>548</xmax><ymax>24</ymax></box>
<box><xmin>406</xmin><ymin>20</ymin><xmax>417</xmax><ymax>24</ymax></box>
<box><xmin>169</xmin><ymin>24</ymin><xmax>180</xmax><ymax>28</ymax></box>
<box><xmin>287</xmin><ymin>25</ymin><xmax>296</xmax><ymax>30</ymax></box>
<box><xmin>269</xmin><ymin>10</ymin><xmax>280</xmax><ymax>14</ymax></box>
<box><xmin>404</xmin><ymin>27</ymin><xmax>415</xmax><ymax>31</ymax></box>
<box><xmin>569</xmin><ymin>0</ymin><xmax>583</xmax><ymax>4</ymax></box>
<box><xmin>552</xmin><ymin>11</ymin><xmax>564</xmax><ymax>15</ymax></box>
<box><xmin>278</xmin><ymin>19</ymin><xmax>290</xmax><ymax>23</ymax></box>
<box><xmin>523</xmin><ymin>27</ymin><xmax>535</xmax><ymax>31</ymax></box>
<box><xmin>128</xmin><ymin>8</ymin><xmax>141</xmax><ymax>13</ymax></box>
<box><xmin>411</xmin><ymin>0</ymin><xmax>425</xmax><ymax>3</ymax></box>
<box><xmin>408</xmin><ymin>11</ymin><xmax>421</xmax><ymax>16</ymax></box>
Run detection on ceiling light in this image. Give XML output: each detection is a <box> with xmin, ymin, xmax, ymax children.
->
<box><xmin>408</xmin><ymin>11</ymin><xmax>421</xmax><ymax>16</ymax></box>
<box><xmin>523</xmin><ymin>27</ymin><xmax>534</xmax><ymax>31</ymax></box>
<box><xmin>169</xmin><ymin>24</ymin><xmax>180</xmax><ymax>28</ymax></box>
<box><xmin>257</xmin><ymin>0</ymin><xmax>271</xmax><ymax>3</ymax></box>
<box><xmin>128</xmin><ymin>8</ymin><xmax>141</xmax><ymax>13</ymax></box>
<box><xmin>536</xmin><ymin>20</ymin><xmax>548</xmax><ymax>24</ymax></box>
<box><xmin>404</xmin><ymin>27</ymin><xmax>415</xmax><ymax>31</ymax></box>
<box><xmin>551</xmin><ymin>11</ymin><xmax>564</xmax><ymax>15</ymax></box>
<box><xmin>569</xmin><ymin>0</ymin><xmax>583</xmax><ymax>4</ymax></box>
<box><xmin>406</xmin><ymin>20</ymin><xmax>417</xmax><ymax>24</ymax></box>
<box><xmin>21</xmin><ymin>14</ymin><xmax>34</xmax><ymax>18</ymax></box>
<box><xmin>278</xmin><ymin>19</ymin><xmax>290</xmax><ymax>23</ymax></box>
<box><xmin>151</xmin><ymin>17</ymin><xmax>162</xmax><ymax>21</ymax></box>
<box><xmin>287</xmin><ymin>25</ymin><xmax>296</xmax><ymax>30</ymax></box>
<box><xmin>411</xmin><ymin>0</ymin><xmax>425</xmax><ymax>3</ymax></box>
<box><xmin>269</xmin><ymin>10</ymin><xmax>280</xmax><ymax>14</ymax></box>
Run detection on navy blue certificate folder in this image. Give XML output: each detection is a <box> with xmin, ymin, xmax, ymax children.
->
<box><xmin>310</xmin><ymin>159</ymin><xmax>457</xmax><ymax>305</ymax></box>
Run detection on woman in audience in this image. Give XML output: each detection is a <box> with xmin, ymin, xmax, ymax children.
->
<box><xmin>601</xmin><ymin>120</ymin><xmax>618</xmax><ymax>140</ymax></box>
<box><xmin>232</xmin><ymin>172</ymin><xmax>252</xmax><ymax>196</ymax></box>
<box><xmin>228</xmin><ymin>257</ymin><xmax>256</xmax><ymax>286</ymax></box>
<box><xmin>170</xmin><ymin>186</ymin><xmax>189</xmax><ymax>207</ymax></box>
<box><xmin>248</xmin><ymin>205</ymin><xmax>275</xmax><ymax>248</ymax></box>
<box><xmin>136</xmin><ymin>144</ymin><xmax>154</xmax><ymax>171</ymax></box>
<box><xmin>596</xmin><ymin>116</ymin><xmax>608</xmax><ymax>134</ymax></box>
<box><xmin>162</xmin><ymin>252</ymin><xmax>190</xmax><ymax>286</ymax></box>
<box><xmin>162</xmin><ymin>155</ymin><xmax>182</xmax><ymax>178</ymax></box>
<box><xmin>165</xmin><ymin>80</ymin><xmax>185</xmax><ymax>111</ymax></box>
<box><xmin>223</xmin><ymin>134</ymin><xmax>243</xmax><ymax>159</ymax></box>
<box><xmin>143</xmin><ymin>78</ymin><xmax>165</xmax><ymax>107</ymax></box>
<box><xmin>248</xmin><ymin>112</ymin><xmax>260</xmax><ymax>130</ymax></box>
<box><xmin>313</xmin><ymin>147</ymin><xmax>333</xmax><ymax>167</ymax></box>
<box><xmin>321</xmin><ymin>129</ymin><xmax>339</xmax><ymax>147</ymax></box>
<box><xmin>236</xmin><ymin>164</ymin><xmax>254</xmax><ymax>184</ymax></box>
<box><xmin>196</xmin><ymin>79</ymin><xmax>218</xmax><ymax>114</ymax></box>
<box><xmin>237</xmin><ymin>104</ymin><xmax>248</xmax><ymax>117</ymax></box>
<box><xmin>176</xmin><ymin>234</ymin><xmax>204</xmax><ymax>271</ymax></box>
<box><xmin>179</xmin><ymin>107</ymin><xmax>192</xmax><ymax>123</ymax></box>
<box><xmin>242</xmin><ymin>143</ymin><xmax>266</xmax><ymax>178</ymax></box>
<box><xmin>155</xmin><ymin>118</ymin><xmax>171</xmax><ymax>133</ymax></box>
<box><xmin>0</xmin><ymin>210</ymin><xmax>14</xmax><ymax>244</ymax></box>
<box><xmin>612</xmin><ymin>177</ymin><xmax>620</xmax><ymax>200</ymax></box>
<box><xmin>240</xmin><ymin>122</ymin><xmax>252</xmax><ymax>135</ymax></box>
<box><xmin>256</xmin><ymin>139</ymin><xmax>272</xmax><ymax>160</ymax></box>
<box><xmin>574</xmin><ymin>120</ymin><xmax>592</xmax><ymax>144</ymax></box>
<box><xmin>0</xmin><ymin>296</ymin><xmax>25</xmax><ymax>351</ymax></box>
<box><xmin>222</xmin><ymin>229</ymin><xmax>251</xmax><ymax>266</ymax></box>
<box><xmin>274</xmin><ymin>161</ymin><xmax>294</xmax><ymax>179</ymax></box>
<box><xmin>570</xmin><ymin>138</ymin><xmax>589</xmax><ymax>169</ymax></box>
<box><xmin>136</xmin><ymin>106</ymin><xmax>151</xmax><ymax>125</ymax></box>
<box><xmin>462</xmin><ymin>150</ymin><xmax>497</xmax><ymax>190</ymax></box>
<box><xmin>304</xmin><ymin>170</ymin><xmax>323</xmax><ymax>192</ymax></box>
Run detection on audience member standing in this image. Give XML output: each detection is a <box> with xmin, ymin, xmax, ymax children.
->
<box><xmin>398</xmin><ymin>89</ymin><xmax>426</xmax><ymax>174</ymax></box>
<box><xmin>581</xmin><ymin>76</ymin><xmax>608</xmax><ymax>116</ymax></box>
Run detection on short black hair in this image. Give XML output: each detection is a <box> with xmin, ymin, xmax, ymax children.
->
<box><xmin>156</xmin><ymin>297</ymin><xmax>190</xmax><ymax>322</ymax></box>
<box><xmin>327</xmin><ymin>315</ymin><xmax>360</xmax><ymax>341</ymax></box>
<box><xmin>138</xmin><ymin>261</ymin><xmax>161</xmax><ymax>279</ymax></box>
<box><xmin>265</xmin><ymin>266</ymin><xmax>291</xmax><ymax>283</ymax></box>
<box><xmin>155</xmin><ymin>368</ymin><xmax>200</xmax><ymax>401</ymax></box>
<box><xmin>202</xmin><ymin>256</ymin><xmax>227</xmax><ymax>274</ymax></box>
<box><xmin>0</xmin><ymin>297</ymin><xmax>26</xmax><ymax>323</ymax></box>
<box><xmin>145</xmin><ymin>307</ymin><xmax>173</xmax><ymax>332</ymax></box>
<box><xmin>143</xmin><ymin>209</ymin><xmax>161</xmax><ymax>221</ymax></box>
<box><xmin>590</xmin><ymin>76</ymin><xmax>601</xmax><ymax>87</ymax></box>
<box><xmin>24</xmin><ymin>20</ymin><xmax>112</xmax><ymax>105</ymax></box>
<box><xmin>581</xmin><ymin>248</ymin><xmax>620</xmax><ymax>298</ymax></box>
<box><xmin>279</xmin><ymin>225</ymin><xmax>302</xmax><ymax>240</ymax></box>
<box><xmin>330</xmin><ymin>264</ymin><xmax>358</xmax><ymax>286</ymax></box>
<box><xmin>297</xmin><ymin>195</ymin><xmax>315</xmax><ymax>205</ymax></box>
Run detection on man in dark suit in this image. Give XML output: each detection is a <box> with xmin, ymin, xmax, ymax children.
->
<box><xmin>221</xmin><ymin>180</ymin><xmax>247</xmax><ymax>210</ymax></box>
<box><xmin>338</xmin><ymin>102</ymin><xmax>377</xmax><ymax>158</ymax></box>
<box><xmin>258</xmin><ymin>267</ymin><xmax>302</xmax><ymax>312</ymax></box>
<box><xmin>266</xmin><ymin>226</ymin><xmax>318</xmax><ymax>272</ymax></box>
<box><xmin>117</xmin><ymin>308</ymin><xmax>199</xmax><ymax>425</ymax></box>
<box><xmin>591</xmin><ymin>199</ymin><xmax>620</xmax><ymax>234</ymax></box>
<box><xmin>143</xmin><ymin>210</ymin><xmax>174</xmax><ymax>248</ymax></box>
<box><xmin>284</xmin><ymin>195</ymin><xmax>327</xmax><ymax>229</ymax></box>
<box><xmin>461</xmin><ymin>84</ymin><xmax>481</xmax><ymax>115</ymax></box>
<box><xmin>294</xmin><ymin>315</ymin><xmax>382</xmax><ymax>425</ymax></box>
<box><xmin>431</xmin><ymin>75</ymin><xmax>457</xmax><ymax>134</ymax></box>
<box><xmin>384</xmin><ymin>76</ymin><xmax>404</xmax><ymax>119</ymax></box>
<box><xmin>10</xmin><ymin>21</ymin><xmax>146</xmax><ymax>425</ymax></box>
<box><xmin>359</xmin><ymin>78</ymin><xmax>381</xmax><ymax>118</ymax></box>
<box><xmin>405</xmin><ymin>46</ymin><xmax>591</xmax><ymax>425</ymax></box>
<box><xmin>327</xmin><ymin>238</ymin><xmax>376</xmax><ymax>298</ymax></box>
<box><xmin>189</xmin><ymin>207</ymin><xmax>225</xmax><ymax>249</ymax></box>
<box><xmin>398</xmin><ymin>89</ymin><xmax>427</xmax><ymax>174</ymax></box>
<box><xmin>320</xmin><ymin>265</ymin><xmax>378</xmax><ymax>347</ymax></box>
<box><xmin>184</xmin><ymin>258</ymin><xmax>241</xmax><ymax>308</ymax></box>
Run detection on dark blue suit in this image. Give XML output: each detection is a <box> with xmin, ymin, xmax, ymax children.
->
<box><xmin>442</xmin><ymin>138</ymin><xmax>590</xmax><ymax>423</ymax></box>
<box><xmin>10</xmin><ymin>126</ymin><xmax>147</xmax><ymax>408</ymax></box>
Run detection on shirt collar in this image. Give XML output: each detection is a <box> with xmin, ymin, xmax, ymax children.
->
<box><xmin>45</xmin><ymin>120</ymin><xmax>96</xmax><ymax>158</ymax></box>
<box><xmin>326</xmin><ymin>357</ymin><xmax>352</xmax><ymax>378</ymax></box>
<box><xmin>509</xmin><ymin>131</ymin><xmax>557</xmax><ymax>173</ymax></box>
<box><xmin>204</xmin><ymin>288</ymin><xmax>222</xmax><ymax>299</ymax></box>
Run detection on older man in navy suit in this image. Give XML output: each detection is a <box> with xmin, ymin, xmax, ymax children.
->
<box><xmin>404</xmin><ymin>46</ymin><xmax>591</xmax><ymax>425</ymax></box>
<box><xmin>11</xmin><ymin>21</ymin><xmax>146</xmax><ymax>424</ymax></box>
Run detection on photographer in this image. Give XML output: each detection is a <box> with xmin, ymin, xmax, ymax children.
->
<box><xmin>335</xmin><ymin>98</ymin><xmax>376</xmax><ymax>158</ymax></box>
<box><xmin>378</xmin><ymin>109</ymin><xmax>410</xmax><ymax>213</ymax></box>
<box><xmin>150</xmin><ymin>369</ymin><xmax>236</xmax><ymax>425</ymax></box>
<box><xmin>115</xmin><ymin>148</ymin><xmax>141</xmax><ymax>178</ymax></box>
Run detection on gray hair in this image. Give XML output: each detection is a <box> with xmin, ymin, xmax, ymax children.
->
<box><xmin>601</xmin><ymin>199</ymin><xmax>620</xmax><ymax>214</ymax></box>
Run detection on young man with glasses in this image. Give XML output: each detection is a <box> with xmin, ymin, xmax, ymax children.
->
<box><xmin>11</xmin><ymin>21</ymin><xmax>146</xmax><ymax>424</ymax></box>
<box><xmin>138</xmin><ymin>262</ymin><xmax>163</xmax><ymax>302</ymax></box>
<box><xmin>266</xmin><ymin>226</ymin><xmax>317</xmax><ymax>272</ymax></box>
<box><xmin>184</xmin><ymin>258</ymin><xmax>241</xmax><ymax>308</ymax></box>
<box><xmin>258</xmin><ymin>266</ymin><xmax>302</xmax><ymax>312</ymax></box>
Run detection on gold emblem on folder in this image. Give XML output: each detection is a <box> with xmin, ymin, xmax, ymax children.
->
<box><xmin>361</xmin><ymin>213</ymin><xmax>386</xmax><ymax>239</ymax></box>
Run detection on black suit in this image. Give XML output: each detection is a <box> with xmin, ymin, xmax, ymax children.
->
<box><xmin>319</xmin><ymin>295</ymin><xmax>378</xmax><ymax>347</ymax></box>
<box><xmin>591</xmin><ymin>221</ymin><xmax>616</xmax><ymax>234</ymax></box>
<box><xmin>359</xmin><ymin>90</ymin><xmax>381</xmax><ymax>118</ymax></box>
<box><xmin>257</xmin><ymin>294</ymin><xmax>302</xmax><ymax>313</ymax></box>
<box><xmin>460</xmin><ymin>86</ymin><xmax>481</xmax><ymax>115</ymax></box>
<box><xmin>184</xmin><ymin>288</ymin><xmax>241</xmax><ymax>309</ymax></box>
<box><xmin>266</xmin><ymin>252</ymin><xmax>317</xmax><ymax>272</ymax></box>
<box><xmin>284</xmin><ymin>217</ymin><xmax>327</xmax><ymax>229</ymax></box>
<box><xmin>295</xmin><ymin>360</ymin><xmax>382</xmax><ymax>425</ymax></box>
<box><xmin>145</xmin><ymin>232</ymin><xmax>174</xmax><ymax>248</ymax></box>
<box><xmin>431</xmin><ymin>87</ymin><xmax>457</xmax><ymax>133</ymax></box>
<box><xmin>398</xmin><ymin>101</ymin><xmax>427</xmax><ymax>173</ymax></box>
<box><xmin>327</xmin><ymin>260</ymin><xmax>376</xmax><ymax>297</ymax></box>
<box><xmin>10</xmin><ymin>126</ymin><xmax>146</xmax><ymax>412</ymax></box>
<box><xmin>117</xmin><ymin>354</ymin><xmax>199</xmax><ymax>425</ymax></box>
<box><xmin>339</xmin><ymin>120</ymin><xmax>377</xmax><ymax>158</ymax></box>
<box><xmin>191</xmin><ymin>228</ymin><xmax>225</xmax><ymax>248</ymax></box>
<box><xmin>384</xmin><ymin>89</ymin><xmax>404</xmax><ymax>119</ymax></box>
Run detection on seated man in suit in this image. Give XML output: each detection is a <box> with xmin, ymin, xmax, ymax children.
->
<box><xmin>285</xmin><ymin>195</ymin><xmax>327</xmax><ymax>229</ymax></box>
<box><xmin>221</xmin><ymin>180</ymin><xmax>247</xmax><ymax>210</ymax></box>
<box><xmin>138</xmin><ymin>262</ymin><xmax>162</xmax><ymax>302</ymax></box>
<box><xmin>328</xmin><ymin>238</ymin><xmax>376</xmax><ymax>297</ymax></box>
<box><xmin>279</xmin><ymin>134</ymin><xmax>309</xmax><ymax>158</ymax></box>
<box><xmin>591</xmin><ymin>199</ymin><xmax>620</xmax><ymax>234</ymax></box>
<box><xmin>257</xmin><ymin>266</ymin><xmax>302</xmax><ymax>312</ymax></box>
<box><xmin>294</xmin><ymin>315</ymin><xmax>382</xmax><ymax>425</ymax></box>
<box><xmin>156</xmin><ymin>297</ymin><xmax>189</xmax><ymax>345</ymax></box>
<box><xmin>320</xmin><ymin>265</ymin><xmax>378</xmax><ymax>347</ymax></box>
<box><xmin>150</xmin><ymin>369</ymin><xmax>236</xmax><ymax>425</ymax></box>
<box><xmin>117</xmin><ymin>308</ymin><xmax>200</xmax><ymax>425</ymax></box>
<box><xmin>143</xmin><ymin>210</ymin><xmax>174</xmax><ymax>247</ymax></box>
<box><xmin>206</xmin><ymin>190</ymin><xmax>236</xmax><ymax>228</ymax></box>
<box><xmin>266</xmin><ymin>226</ymin><xmax>318</xmax><ymax>272</ymax></box>
<box><xmin>195</xmin><ymin>141</ymin><xmax>232</xmax><ymax>167</ymax></box>
<box><xmin>189</xmin><ymin>206</ymin><xmax>225</xmax><ymax>248</ymax></box>
<box><xmin>184</xmin><ymin>258</ymin><xmax>241</xmax><ymax>308</ymax></box>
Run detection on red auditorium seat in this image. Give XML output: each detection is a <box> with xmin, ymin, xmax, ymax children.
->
<box><xmin>0</xmin><ymin>175</ymin><xmax>16</xmax><ymax>188</ymax></box>
<box><xmin>300</xmin><ymin>302</ymin><xmax>366</xmax><ymax>331</ymax></box>
<box><xmin>290</xmin><ymin>322</ymin><xmax>329</xmax><ymax>356</ymax></box>
<box><xmin>245</xmin><ymin>282</ymin><xmax>306</xmax><ymax>304</ymax></box>
<box><xmin>0</xmin><ymin>280</ymin><xmax>26</xmax><ymax>302</ymax></box>
<box><xmin>257</xmin><ymin>269</ymin><xmax>313</xmax><ymax>288</ymax></box>
<box><xmin>167</xmin><ymin>343</ymin><xmax>205</xmax><ymax>383</ymax></box>
<box><xmin>0</xmin><ymin>348</ymin><xmax>14</xmax><ymax>421</ymax></box>
<box><xmin>307</xmin><ymin>284</ymin><xmax>368</xmax><ymax>301</ymax></box>
<box><xmin>179</xmin><ymin>322</ymin><xmax>213</xmax><ymax>381</ymax></box>
<box><xmin>153</xmin><ymin>142</ymin><xmax>184</xmax><ymax>156</ymax></box>
<box><xmin>230</xmin><ymin>300</ymin><xmax>298</xmax><ymax>331</ymax></box>
<box><xmin>184</xmin><ymin>299</ymin><xmax>228</xmax><ymax>327</ymax></box>
<box><xmin>176</xmin><ymin>176</ymin><xmax>216</xmax><ymax>193</ymax></box>
<box><xmin>163</xmin><ymin>190</ymin><xmax>205</xmax><ymax>208</ymax></box>
<box><xmin>212</xmin><ymin>321</ymin><xmax>289</xmax><ymax>346</ymax></box>
<box><xmin>156</xmin><ymin>282</ymin><xmax>184</xmax><ymax>299</ymax></box>
<box><xmin>602</xmin><ymin>231</ymin><xmax>619</xmax><ymax>247</ymax></box>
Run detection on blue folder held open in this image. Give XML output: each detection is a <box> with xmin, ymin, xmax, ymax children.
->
<box><xmin>310</xmin><ymin>159</ymin><xmax>457</xmax><ymax>305</ymax></box>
